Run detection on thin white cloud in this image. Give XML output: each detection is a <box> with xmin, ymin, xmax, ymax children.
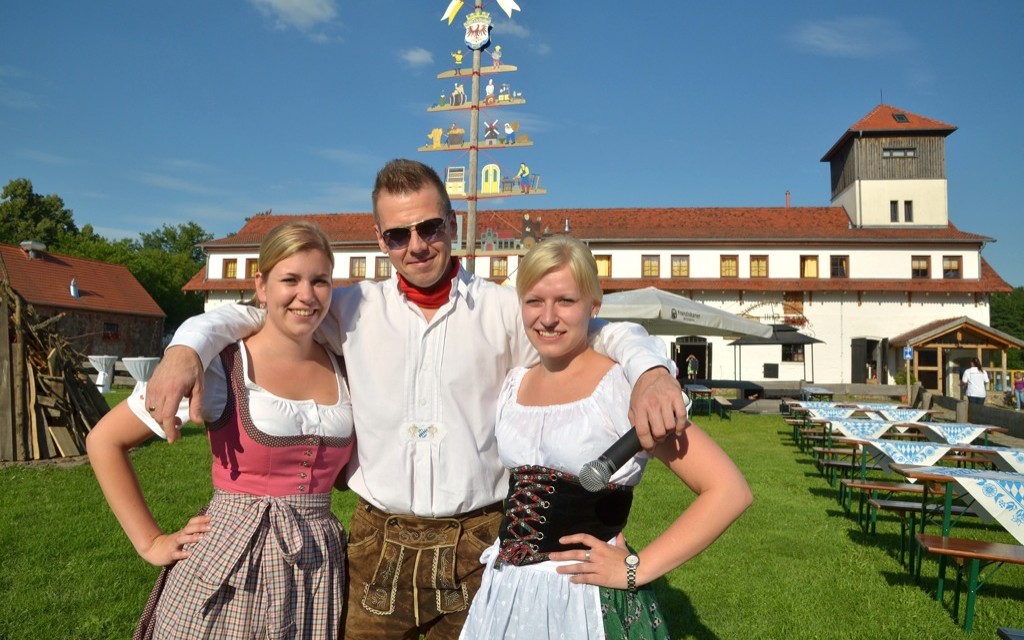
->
<box><xmin>0</xmin><ymin>65</ymin><xmax>28</xmax><ymax>78</ymax></box>
<box><xmin>18</xmin><ymin>149</ymin><xmax>71</xmax><ymax>165</ymax></box>
<box><xmin>0</xmin><ymin>85</ymin><xmax>40</xmax><ymax>110</ymax></box>
<box><xmin>788</xmin><ymin>17</ymin><xmax>915</xmax><ymax>59</ymax></box>
<box><xmin>401</xmin><ymin>47</ymin><xmax>434</xmax><ymax>67</ymax></box>
<box><xmin>493</xmin><ymin>20</ymin><xmax>529</xmax><ymax>39</ymax></box>
<box><xmin>248</xmin><ymin>0</ymin><xmax>337</xmax><ymax>31</ymax></box>
<box><xmin>314</xmin><ymin>147</ymin><xmax>379</xmax><ymax>168</ymax></box>
<box><xmin>139</xmin><ymin>173</ymin><xmax>225</xmax><ymax>196</ymax></box>
<box><xmin>160</xmin><ymin>158</ymin><xmax>217</xmax><ymax>172</ymax></box>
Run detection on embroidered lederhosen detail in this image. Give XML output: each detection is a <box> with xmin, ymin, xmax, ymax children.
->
<box><xmin>360</xmin><ymin>514</ymin><xmax>468</xmax><ymax>617</ymax></box>
<box><xmin>213</xmin><ymin>343</ymin><xmax>354</xmax><ymax>449</ymax></box>
<box><xmin>496</xmin><ymin>465</ymin><xmax>633</xmax><ymax>567</ymax></box>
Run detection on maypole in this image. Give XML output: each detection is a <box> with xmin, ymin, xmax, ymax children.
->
<box><xmin>426</xmin><ymin>0</ymin><xmax>544</xmax><ymax>273</ymax></box>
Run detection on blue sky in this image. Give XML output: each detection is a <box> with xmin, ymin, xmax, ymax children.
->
<box><xmin>2</xmin><ymin>1</ymin><xmax>1022</xmax><ymax>286</ymax></box>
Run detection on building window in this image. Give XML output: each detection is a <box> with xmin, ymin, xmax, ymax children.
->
<box><xmin>350</xmin><ymin>257</ymin><xmax>366</xmax><ymax>278</ymax></box>
<box><xmin>222</xmin><ymin>258</ymin><xmax>237</xmax><ymax>279</ymax></box>
<box><xmin>245</xmin><ymin>258</ymin><xmax>258</xmax><ymax>278</ymax></box>
<box><xmin>595</xmin><ymin>255</ymin><xmax>612</xmax><ymax>277</ymax></box>
<box><xmin>904</xmin><ymin>200</ymin><xmax>913</xmax><ymax>223</ymax></box>
<box><xmin>375</xmin><ymin>257</ymin><xmax>391</xmax><ymax>279</ymax></box>
<box><xmin>911</xmin><ymin>255</ymin><xmax>930</xmax><ymax>279</ymax></box>
<box><xmin>491</xmin><ymin>256</ymin><xmax>508</xmax><ymax>279</ymax></box>
<box><xmin>890</xmin><ymin>200</ymin><xmax>899</xmax><ymax>223</ymax></box>
<box><xmin>942</xmin><ymin>256</ymin><xmax>962</xmax><ymax>279</ymax></box>
<box><xmin>750</xmin><ymin>255</ymin><xmax>768</xmax><ymax>278</ymax></box>
<box><xmin>782</xmin><ymin>344</ymin><xmax>804</xmax><ymax>362</ymax></box>
<box><xmin>720</xmin><ymin>255</ymin><xmax>738</xmax><ymax>278</ymax></box>
<box><xmin>641</xmin><ymin>255</ymin><xmax>660</xmax><ymax>277</ymax></box>
<box><xmin>671</xmin><ymin>255</ymin><xmax>689</xmax><ymax>278</ymax></box>
<box><xmin>830</xmin><ymin>255</ymin><xmax>849</xmax><ymax>278</ymax></box>
<box><xmin>882</xmin><ymin>147</ymin><xmax>916</xmax><ymax>158</ymax></box>
<box><xmin>800</xmin><ymin>256</ymin><xmax>818</xmax><ymax>278</ymax></box>
<box><xmin>102</xmin><ymin>322</ymin><xmax>120</xmax><ymax>340</ymax></box>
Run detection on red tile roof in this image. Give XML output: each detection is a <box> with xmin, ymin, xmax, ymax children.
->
<box><xmin>0</xmin><ymin>243</ymin><xmax>164</xmax><ymax>317</ymax></box>
<box><xmin>822</xmin><ymin>104</ymin><xmax>957</xmax><ymax>161</ymax></box>
<box><xmin>202</xmin><ymin>207</ymin><xmax>992</xmax><ymax>247</ymax></box>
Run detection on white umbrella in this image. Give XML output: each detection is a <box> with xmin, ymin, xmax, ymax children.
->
<box><xmin>598</xmin><ymin>287</ymin><xmax>772</xmax><ymax>338</ymax></box>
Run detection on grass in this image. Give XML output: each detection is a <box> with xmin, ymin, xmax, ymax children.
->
<box><xmin>1</xmin><ymin>397</ymin><xmax>1022</xmax><ymax>639</ymax></box>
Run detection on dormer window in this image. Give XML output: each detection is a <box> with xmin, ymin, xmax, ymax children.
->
<box><xmin>893</xmin><ymin>112</ymin><xmax>909</xmax><ymax>123</ymax></box>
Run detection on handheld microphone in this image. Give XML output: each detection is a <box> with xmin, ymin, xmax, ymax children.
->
<box><xmin>578</xmin><ymin>429</ymin><xmax>643</xmax><ymax>492</ymax></box>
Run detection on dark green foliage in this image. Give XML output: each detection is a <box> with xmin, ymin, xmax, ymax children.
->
<box><xmin>0</xmin><ymin>178</ymin><xmax>78</xmax><ymax>246</ymax></box>
<box><xmin>991</xmin><ymin>288</ymin><xmax>1024</xmax><ymax>368</ymax></box>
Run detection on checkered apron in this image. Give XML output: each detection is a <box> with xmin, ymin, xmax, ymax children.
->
<box><xmin>139</xmin><ymin>490</ymin><xmax>345</xmax><ymax>640</ymax></box>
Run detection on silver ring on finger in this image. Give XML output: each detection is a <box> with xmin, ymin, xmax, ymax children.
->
<box><xmin>585</xmin><ymin>549</ymin><xmax>591</xmax><ymax>562</ymax></box>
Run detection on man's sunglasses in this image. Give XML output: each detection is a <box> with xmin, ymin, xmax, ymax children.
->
<box><xmin>380</xmin><ymin>216</ymin><xmax>449</xmax><ymax>250</ymax></box>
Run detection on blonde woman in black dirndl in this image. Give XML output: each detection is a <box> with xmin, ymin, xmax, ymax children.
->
<box><xmin>87</xmin><ymin>221</ymin><xmax>354</xmax><ymax>639</ymax></box>
<box><xmin>459</xmin><ymin>236</ymin><xmax>753</xmax><ymax>639</ymax></box>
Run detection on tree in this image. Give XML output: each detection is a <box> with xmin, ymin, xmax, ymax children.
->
<box><xmin>991</xmin><ymin>287</ymin><xmax>1024</xmax><ymax>368</ymax></box>
<box><xmin>0</xmin><ymin>178</ymin><xmax>78</xmax><ymax>246</ymax></box>
<box><xmin>139</xmin><ymin>221</ymin><xmax>212</xmax><ymax>265</ymax></box>
<box><xmin>126</xmin><ymin>248</ymin><xmax>207</xmax><ymax>332</ymax></box>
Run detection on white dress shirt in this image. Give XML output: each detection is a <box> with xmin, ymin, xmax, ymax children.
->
<box><xmin>171</xmin><ymin>268</ymin><xmax>675</xmax><ymax>517</ymax></box>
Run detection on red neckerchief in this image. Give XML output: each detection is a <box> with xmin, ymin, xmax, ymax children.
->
<box><xmin>397</xmin><ymin>258</ymin><xmax>460</xmax><ymax>309</ymax></box>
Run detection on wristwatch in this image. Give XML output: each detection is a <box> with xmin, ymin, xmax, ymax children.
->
<box><xmin>624</xmin><ymin>553</ymin><xmax>640</xmax><ymax>593</ymax></box>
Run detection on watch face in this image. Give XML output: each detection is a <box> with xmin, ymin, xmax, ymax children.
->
<box><xmin>625</xmin><ymin>554</ymin><xmax>640</xmax><ymax>567</ymax></box>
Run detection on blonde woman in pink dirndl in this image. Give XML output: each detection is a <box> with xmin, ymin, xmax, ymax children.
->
<box><xmin>88</xmin><ymin>221</ymin><xmax>354</xmax><ymax>639</ymax></box>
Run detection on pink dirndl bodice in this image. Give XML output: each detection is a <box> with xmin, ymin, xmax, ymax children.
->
<box><xmin>206</xmin><ymin>343</ymin><xmax>354</xmax><ymax>496</ymax></box>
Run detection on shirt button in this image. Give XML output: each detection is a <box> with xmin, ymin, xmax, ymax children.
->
<box><xmin>299</xmin><ymin>472</ymin><xmax>307</xmax><ymax>479</ymax></box>
<box><xmin>305</xmin><ymin>449</ymin><xmax>313</xmax><ymax>457</ymax></box>
<box><xmin>298</xmin><ymin>485</ymin><xmax>306</xmax><ymax>492</ymax></box>
<box><xmin>302</xmin><ymin>461</ymin><xmax>311</xmax><ymax>467</ymax></box>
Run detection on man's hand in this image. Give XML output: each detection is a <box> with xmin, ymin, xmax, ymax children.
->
<box><xmin>145</xmin><ymin>346</ymin><xmax>204</xmax><ymax>443</ymax></box>
<box><xmin>629</xmin><ymin>367</ymin><xmax>687</xmax><ymax>449</ymax></box>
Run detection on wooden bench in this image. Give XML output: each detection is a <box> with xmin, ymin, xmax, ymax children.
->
<box><xmin>712</xmin><ymin>395</ymin><xmax>732</xmax><ymax>420</ymax></box>
<box><xmin>916</xmin><ymin>534</ymin><xmax>1024</xmax><ymax>632</ymax></box>
<box><xmin>868</xmin><ymin>499</ymin><xmax>974</xmax><ymax>569</ymax></box>
<box><xmin>839</xmin><ymin>479</ymin><xmax>925</xmax><ymax>528</ymax></box>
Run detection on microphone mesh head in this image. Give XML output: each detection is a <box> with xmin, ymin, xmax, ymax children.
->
<box><xmin>579</xmin><ymin>459</ymin><xmax>613</xmax><ymax>492</ymax></box>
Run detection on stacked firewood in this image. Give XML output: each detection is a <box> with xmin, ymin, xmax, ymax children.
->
<box><xmin>0</xmin><ymin>278</ymin><xmax>109</xmax><ymax>462</ymax></box>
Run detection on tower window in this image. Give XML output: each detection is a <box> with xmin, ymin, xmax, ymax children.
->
<box><xmin>904</xmin><ymin>200</ymin><xmax>914</xmax><ymax>223</ymax></box>
<box><xmin>890</xmin><ymin>200</ymin><xmax>899</xmax><ymax>223</ymax></box>
<box><xmin>883</xmin><ymin>147</ymin><xmax>916</xmax><ymax>158</ymax></box>
<box><xmin>893</xmin><ymin>112</ymin><xmax>909</xmax><ymax>123</ymax></box>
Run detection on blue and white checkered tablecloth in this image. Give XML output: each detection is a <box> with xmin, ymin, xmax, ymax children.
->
<box><xmin>875</xmin><ymin>409</ymin><xmax>929</xmax><ymax>423</ymax></box>
<box><xmin>902</xmin><ymin>466</ymin><xmax>1024</xmax><ymax>544</ymax></box>
<box><xmin>913</xmin><ymin>422</ymin><xmax>989</xmax><ymax>445</ymax></box>
<box><xmin>829</xmin><ymin>421</ymin><xmax>897</xmax><ymax>440</ymax></box>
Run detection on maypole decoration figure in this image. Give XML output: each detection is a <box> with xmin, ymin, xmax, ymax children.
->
<box><xmin>423</xmin><ymin>0</ymin><xmax>546</xmax><ymax>270</ymax></box>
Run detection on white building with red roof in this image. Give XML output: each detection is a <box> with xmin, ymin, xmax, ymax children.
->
<box><xmin>183</xmin><ymin>106</ymin><xmax>1016</xmax><ymax>393</ymax></box>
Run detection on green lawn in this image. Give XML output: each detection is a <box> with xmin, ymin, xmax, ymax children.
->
<box><xmin>1</xmin><ymin>400</ymin><xmax>1022</xmax><ymax>639</ymax></box>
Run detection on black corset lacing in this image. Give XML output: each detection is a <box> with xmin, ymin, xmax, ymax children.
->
<box><xmin>496</xmin><ymin>465</ymin><xmax>633</xmax><ymax>567</ymax></box>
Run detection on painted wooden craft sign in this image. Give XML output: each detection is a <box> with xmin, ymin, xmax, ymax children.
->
<box><xmin>425</xmin><ymin>0</ymin><xmax>545</xmax><ymax>201</ymax></box>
